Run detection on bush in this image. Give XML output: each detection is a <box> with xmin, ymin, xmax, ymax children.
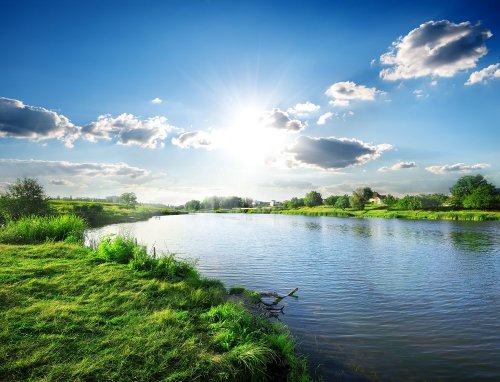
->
<box><xmin>0</xmin><ymin>215</ymin><xmax>86</xmax><ymax>244</ymax></box>
<box><xmin>96</xmin><ymin>236</ymin><xmax>139</xmax><ymax>264</ymax></box>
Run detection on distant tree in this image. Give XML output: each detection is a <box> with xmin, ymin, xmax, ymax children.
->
<box><xmin>450</xmin><ymin>175</ymin><xmax>495</xmax><ymax>209</ymax></box>
<box><xmin>462</xmin><ymin>184</ymin><xmax>495</xmax><ymax>209</ymax></box>
<box><xmin>421</xmin><ymin>194</ymin><xmax>448</xmax><ymax>209</ymax></box>
<box><xmin>221</xmin><ymin>196</ymin><xmax>243</xmax><ymax>209</ymax></box>
<box><xmin>185</xmin><ymin>200</ymin><xmax>201</xmax><ymax>211</ymax></box>
<box><xmin>120</xmin><ymin>192</ymin><xmax>138</xmax><ymax>209</ymax></box>
<box><xmin>202</xmin><ymin>196</ymin><xmax>221</xmax><ymax>210</ymax></box>
<box><xmin>0</xmin><ymin>177</ymin><xmax>50</xmax><ymax>221</ymax></box>
<box><xmin>287</xmin><ymin>197</ymin><xmax>304</xmax><ymax>209</ymax></box>
<box><xmin>334</xmin><ymin>195</ymin><xmax>350</xmax><ymax>209</ymax></box>
<box><xmin>304</xmin><ymin>191</ymin><xmax>323</xmax><ymax>207</ymax></box>
<box><xmin>350</xmin><ymin>187</ymin><xmax>373</xmax><ymax>210</ymax></box>
<box><xmin>384</xmin><ymin>194</ymin><xmax>398</xmax><ymax>208</ymax></box>
<box><xmin>324</xmin><ymin>195</ymin><xmax>339</xmax><ymax>206</ymax></box>
<box><xmin>396</xmin><ymin>195</ymin><xmax>422</xmax><ymax>210</ymax></box>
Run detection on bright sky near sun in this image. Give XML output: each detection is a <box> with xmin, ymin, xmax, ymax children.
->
<box><xmin>0</xmin><ymin>0</ymin><xmax>499</xmax><ymax>204</ymax></box>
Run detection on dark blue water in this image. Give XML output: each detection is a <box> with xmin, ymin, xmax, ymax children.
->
<box><xmin>87</xmin><ymin>214</ymin><xmax>500</xmax><ymax>381</ymax></box>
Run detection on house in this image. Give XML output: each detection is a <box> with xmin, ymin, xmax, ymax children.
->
<box><xmin>269</xmin><ymin>200</ymin><xmax>282</xmax><ymax>207</ymax></box>
<box><xmin>369</xmin><ymin>192</ymin><xmax>386</xmax><ymax>205</ymax></box>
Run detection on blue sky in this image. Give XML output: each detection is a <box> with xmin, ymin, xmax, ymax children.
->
<box><xmin>0</xmin><ymin>0</ymin><xmax>499</xmax><ymax>204</ymax></box>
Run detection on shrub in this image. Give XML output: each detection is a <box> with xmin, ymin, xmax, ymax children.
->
<box><xmin>0</xmin><ymin>215</ymin><xmax>86</xmax><ymax>244</ymax></box>
<box><xmin>96</xmin><ymin>236</ymin><xmax>139</xmax><ymax>263</ymax></box>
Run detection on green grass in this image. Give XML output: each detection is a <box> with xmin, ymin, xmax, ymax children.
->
<box><xmin>0</xmin><ymin>236</ymin><xmax>310</xmax><ymax>381</ymax></box>
<box><xmin>49</xmin><ymin>199</ymin><xmax>182</xmax><ymax>227</ymax></box>
<box><xmin>0</xmin><ymin>215</ymin><xmax>86</xmax><ymax>244</ymax></box>
<box><xmin>272</xmin><ymin>205</ymin><xmax>500</xmax><ymax>221</ymax></box>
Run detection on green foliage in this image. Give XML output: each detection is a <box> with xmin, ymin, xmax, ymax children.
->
<box><xmin>384</xmin><ymin>194</ymin><xmax>398</xmax><ymax>208</ymax></box>
<box><xmin>0</xmin><ymin>215</ymin><xmax>86</xmax><ymax>244</ymax></box>
<box><xmin>120</xmin><ymin>192</ymin><xmax>138</xmax><ymax>209</ymax></box>
<box><xmin>185</xmin><ymin>199</ymin><xmax>201</xmax><ymax>211</ymax></box>
<box><xmin>0</xmin><ymin>177</ymin><xmax>50</xmax><ymax>221</ymax></box>
<box><xmin>0</xmin><ymin>241</ymin><xmax>310</xmax><ymax>381</ymax></box>
<box><xmin>229</xmin><ymin>286</ymin><xmax>261</xmax><ymax>304</ymax></box>
<box><xmin>96</xmin><ymin>235</ymin><xmax>139</xmax><ymax>264</ymax></box>
<box><xmin>350</xmin><ymin>189</ymin><xmax>366</xmax><ymax>210</ymax></box>
<box><xmin>395</xmin><ymin>195</ymin><xmax>422</xmax><ymax>210</ymax></box>
<box><xmin>450</xmin><ymin>175</ymin><xmax>496</xmax><ymax>209</ymax></box>
<box><xmin>303</xmin><ymin>191</ymin><xmax>323</xmax><ymax>207</ymax></box>
<box><xmin>323</xmin><ymin>195</ymin><xmax>339</xmax><ymax>206</ymax></box>
<box><xmin>284</xmin><ymin>197</ymin><xmax>305</xmax><ymax>209</ymax></box>
<box><xmin>334</xmin><ymin>195</ymin><xmax>350</xmax><ymax>209</ymax></box>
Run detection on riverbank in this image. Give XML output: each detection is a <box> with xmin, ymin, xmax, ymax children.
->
<box><xmin>50</xmin><ymin>199</ymin><xmax>184</xmax><ymax>227</ymax></box>
<box><xmin>0</xmin><ymin>218</ymin><xmax>310</xmax><ymax>381</ymax></box>
<box><xmin>204</xmin><ymin>205</ymin><xmax>500</xmax><ymax>221</ymax></box>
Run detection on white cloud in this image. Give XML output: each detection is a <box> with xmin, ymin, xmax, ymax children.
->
<box><xmin>431</xmin><ymin>80</ymin><xmax>438</xmax><ymax>86</ymax></box>
<box><xmin>151</xmin><ymin>98</ymin><xmax>163</xmax><ymax>104</ymax></box>
<box><xmin>287</xmin><ymin>101</ymin><xmax>320</xmax><ymax>117</ymax></box>
<box><xmin>82</xmin><ymin>113</ymin><xmax>173</xmax><ymax>149</ymax></box>
<box><xmin>325</xmin><ymin>81</ymin><xmax>379</xmax><ymax>107</ymax></box>
<box><xmin>0</xmin><ymin>159</ymin><xmax>153</xmax><ymax>179</ymax></box>
<box><xmin>316</xmin><ymin>112</ymin><xmax>334</xmax><ymax>125</ymax></box>
<box><xmin>0</xmin><ymin>97</ymin><xmax>79</xmax><ymax>148</ymax></box>
<box><xmin>172</xmin><ymin>130</ymin><xmax>215</xmax><ymax>150</ymax></box>
<box><xmin>413</xmin><ymin>89</ymin><xmax>427</xmax><ymax>98</ymax></box>
<box><xmin>287</xmin><ymin>135</ymin><xmax>392</xmax><ymax>171</ymax></box>
<box><xmin>260</xmin><ymin>108</ymin><xmax>307</xmax><ymax>132</ymax></box>
<box><xmin>465</xmin><ymin>63</ymin><xmax>500</xmax><ymax>85</ymax></box>
<box><xmin>380</xmin><ymin>20</ymin><xmax>492</xmax><ymax>80</ymax></box>
<box><xmin>378</xmin><ymin>161</ymin><xmax>417</xmax><ymax>172</ymax></box>
<box><xmin>425</xmin><ymin>162</ymin><xmax>490</xmax><ymax>174</ymax></box>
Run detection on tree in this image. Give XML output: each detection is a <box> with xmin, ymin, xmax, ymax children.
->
<box><xmin>120</xmin><ymin>192</ymin><xmax>138</xmax><ymax>209</ymax></box>
<box><xmin>450</xmin><ymin>175</ymin><xmax>495</xmax><ymax>209</ymax></box>
<box><xmin>0</xmin><ymin>177</ymin><xmax>50</xmax><ymax>221</ymax></box>
<box><xmin>286</xmin><ymin>197</ymin><xmax>304</xmax><ymax>209</ymax></box>
<box><xmin>185</xmin><ymin>200</ymin><xmax>201</xmax><ymax>211</ymax></box>
<box><xmin>384</xmin><ymin>194</ymin><xmax>398</xmax><ymax>208</ymax></box>
<box><xmin>324</xmin><ymin>195</ymin><xmax>339</xmax><ymax>206</ymax></box>
<box><xmin>304</xmin><ymin>191</ymin><xmax>323</xmax><ymax>207</ymax></box>
<box><xmin>334</xmin><ymin>195</ymin><xmax>350</xmax><ymax>209</ymax></box>
<box><xmin>395</xmin><ymin>195</ymin><xmax>422</xmax><ymax>210</ymax></box>
<box><xmin>349</xmin><ymin>187</ymin><xmax>372</xmax><ymax>210</ymax></box>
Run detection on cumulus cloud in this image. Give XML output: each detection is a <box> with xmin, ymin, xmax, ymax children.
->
<box><xmin>0</xmin><ymin>97</ymin><xmax>79</xmax><ymax>148</ymax></box>
<box><xmin>261</xmin><ymin>108</ymin><xmax>307</xmax><ymax>131</ymax></box>
<box><xmin>380</xmin><ymin>20</ymin><xmax>492</xmax><ymax>80</ymax></box>
<box><xmin>172</xmin><ymin>130</ymin><xmax>215</xmax><ymax>150</ymax></box>
<box><xmin>287</xmin><ymin>101</ymin><xmax>320</xmax><ymax>116</ymax></box>
<box><xmin>425</xmin><ymin>162</ymin><xmax>490</xmax><ymax>174</ymax></box>
<box><xmin>0</xmin><ymin>159</ymin><xmax>152</xmax><ymax>179</ymax></box>
<box><xmin>287</xmin><ymin>135</ymin><xmax>392</xmax><ymax>170</ymax></box>
<box><xmin>325</xmin><ymin>81</ymin><xmax>379</xmax><ymax>107</ymax></box>
<box><xmin>378</xmin><ymin>161</ymin><xmax>417</xmax><ymax>172</ymax></box>
<box><xmin>82</xmin><ymin>113</ymin><xmax>173</xmax><ymax>149</ymax></box>
<box><xmin>151</xmin><ymin>98</ymin><xmax>162</xmax><ymax>104</ymax></box>
<box><xmin>317</xmin><ymin>112</ymin><xmax>334</xmax><ymax>125</ymax></box>
<box><xmin>465</xmin><ymin>63</ymin><xmax>500</xmax><ymax>85</ymax></box>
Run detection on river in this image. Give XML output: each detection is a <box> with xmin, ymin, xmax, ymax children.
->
<box><xmin>86</xmin><ymin>213</ymin><xmax>500</xmax><ymax>381</ymax></box>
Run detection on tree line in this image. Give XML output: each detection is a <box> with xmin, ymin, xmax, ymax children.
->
<box><xmin>280</xmin><ymin>174</ymin><xmax>499</xmax><ymax>211</ymax></box>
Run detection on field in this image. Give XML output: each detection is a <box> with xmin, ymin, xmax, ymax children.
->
<box><xmin>49</xmin><ymin>199</ymin><xmax>183</xmax><ymax>227</ymax></box>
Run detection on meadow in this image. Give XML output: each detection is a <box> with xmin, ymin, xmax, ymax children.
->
<box><xmin>0</xmin><ymin>216</ymin><xmax>310</xmax><ymax>381</ymax></box>
<box><xmin>49</xmin><ymin>199</ymin><xmax>183</xmax><ymax>227</ymax></box>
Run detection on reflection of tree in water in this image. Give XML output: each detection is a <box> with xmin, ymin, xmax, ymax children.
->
<box><xmin>351</xmin><ymin>224</ymin><xmax>373</xmax><ymax>238</ymax></box>
<box><xmin>450</xmin><ymin>231</ymin><xmax>495</xmax><ymax>252</ymax></box>
<box><xmin>304</xmin><ymin>221</ymin><xmax>322</xmax><ymax>231</ymax></box>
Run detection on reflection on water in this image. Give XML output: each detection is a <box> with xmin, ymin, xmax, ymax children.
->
<box><xmin>87</xmin><ymin>214</ymin><xmax>500</xmax><ymax>381</ymax></box>
<box><xmin>449</xmin><ymin>230</ymin><xmax>496</xmax><ymax>252</ymax></box>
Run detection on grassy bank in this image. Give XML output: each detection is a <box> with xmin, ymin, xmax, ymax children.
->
<box><xmin>0</xmin><ymin>217</ymin><xmax>310</xmax><ymax>381</ymax></box>
<box><xmin>272</xmin><ymin>205</ymin><xmax>500</xmax><ymax>221</ymax></box>
<box><xmin>50</xmin><ymin>199</ymin><xmax>184</xmax><ymax>227</ymax></box>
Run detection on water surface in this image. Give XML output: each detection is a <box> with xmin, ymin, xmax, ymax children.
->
<box><xmin>87</xmin><ymin>214</ymin><xmax>500</xmax><ymax>381</ymax></box>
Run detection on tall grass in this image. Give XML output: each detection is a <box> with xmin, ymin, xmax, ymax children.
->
<box><xmin>0</xmin><ymin>215</ymin><xmax>86</xmax><ymax>244</ymax></box>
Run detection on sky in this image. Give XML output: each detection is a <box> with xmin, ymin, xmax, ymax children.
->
<box><xmin>0</xmin><ymin>0</ymin><xmax>499</xmax><ymax>204</ymax></box>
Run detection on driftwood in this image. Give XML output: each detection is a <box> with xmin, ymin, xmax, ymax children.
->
<box><xmin>258</xmin><ymin>288</ymin><xmax>298</xmax><ymax>317</ymax></box>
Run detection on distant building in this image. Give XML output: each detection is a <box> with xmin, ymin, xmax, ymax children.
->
<box><xmin>269</xmin><ymin>200</ymin><xmax>282</xmax><ymax>207</ymax></box>
<box><xmin>369</xmin><ymin>192</ymin><xmax>386</xmax><ymax>205</ymax></box>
